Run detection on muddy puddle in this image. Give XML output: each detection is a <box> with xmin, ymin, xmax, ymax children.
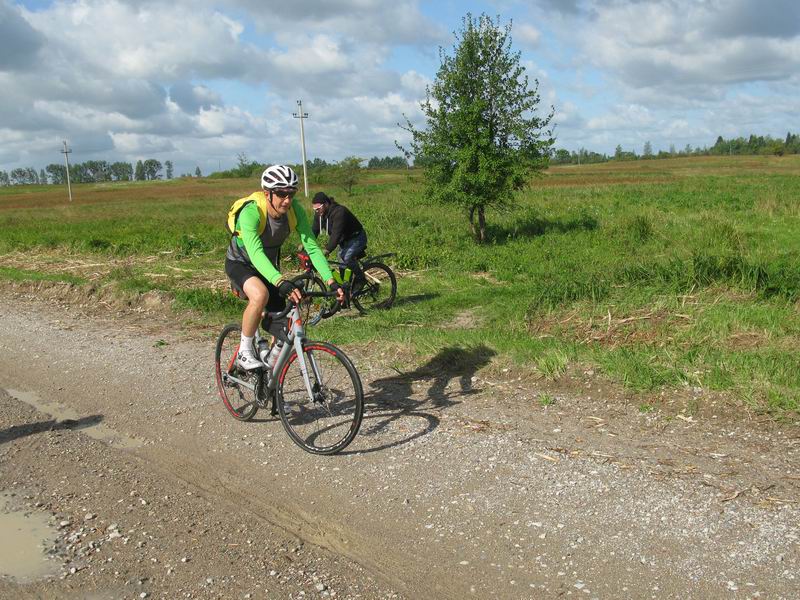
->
<box><xmin>5</xmin><ymin>388</ymin><xmax>143</xmax><ymax>449</ymax></box>
<box><xmin>0</xmin><ymin>492</ymin><xmax>60</xmax><ymax>582</ymax></box>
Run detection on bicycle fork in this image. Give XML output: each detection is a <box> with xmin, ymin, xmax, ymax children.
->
<box><xmin>291</xmin><ymin>324</ymin><xmax>322</xmax><ymax>402</ymax></box>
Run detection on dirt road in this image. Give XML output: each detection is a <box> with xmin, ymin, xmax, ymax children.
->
<box><xmin>1</xmin><ymin>288</ymin><xmax>798</xmax><ymax>599</ymax></box>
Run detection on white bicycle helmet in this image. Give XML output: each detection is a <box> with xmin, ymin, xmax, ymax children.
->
<box><xmin>261</xmin><ymin>165</ymin><xmax>299</xmax><ymax>190</ymax></box>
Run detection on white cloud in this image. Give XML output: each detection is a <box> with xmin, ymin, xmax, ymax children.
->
<box><xmin>231</xmin><ymin>0</ymin><xmax>445</xmax><ymax>46</ymax></box>
<box><xmin>3</xmin><ymin>0</ymin><xmax>798</xmax><ymax>171</ymax></box>
<box><xmin>109</xmin><ymin>132</ymin><xmax>176</xmax><ymax>155</ymax></box>
<box><xmin>23</xmin><ymin>1</ymin><xmax>256</xmax><ymax>81</ymax></box>
<box><xmin>575</xmin><ymin>0</ymin><xmax>800</xmax><ymax>94</ymax></box>
<box><xmin>0</xmin><ymin>0</ymin><xmax>445</xmax><ymax>173</ymax></box>
<box><xmin>270</xmin><ymin>34</ymin><xmax>351</xmax><ymax>75</ymax></box>
<box><xmin>516</xmin><ymin>23</ymin><xmax>541</xmax><ymax>47</ymax></box>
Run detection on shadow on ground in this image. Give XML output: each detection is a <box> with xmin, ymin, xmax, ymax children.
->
<box><xmin>391</xmin><ymin>293</ymin><xmax>440</xmax><ymax>308</ymax></box>
<box><xmin>347</xmin><ymin>344</ymin><xmax>497</xmax><ymax>454</ymax></box>
<box><xmin>486</xmin><ymin>212</ymin><xmax>598</xmax><ymax>244</ymax></box>
<box><xmin>0</xmin><ymin>415</ymin><xmax>104</xmax><ymax>445</ymax></box>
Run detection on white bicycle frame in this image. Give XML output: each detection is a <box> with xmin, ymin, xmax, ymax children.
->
<box><xmin>223</xmin><ymin>304</ymin><xmax>320</xmax><ymax>402</ymax></box>
<box><xmin>268</xmin><ymin>305</ymin><xmax>319</xmax><ymax>401</ymax></box>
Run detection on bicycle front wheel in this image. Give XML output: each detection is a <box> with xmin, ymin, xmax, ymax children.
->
<box><xmin>215</xmin><ymin>324</ymin><xmax>260</xmax><ymax>421</ymax></box>
<box><xmin>277</xmin><ymin>341</ymin><xmax>364</xmax><ymax>455</ymax></box>
<box><xmin>351</xmin><ymin>262</ymin><xmax>397</xmax><ymax>314</ymax></box>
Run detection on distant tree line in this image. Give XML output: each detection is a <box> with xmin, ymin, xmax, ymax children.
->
<box><xmin>209</xmin><ymin>153</ymin><xmax>408</xmax><ymax>182</ymax></box>
<box><xmin>304</xmin><ymin>155</ymin><xmax>408</xmax><ymax>170</ymax></box>
<box><xmin>550</xmin><ymin>132</ymin><xmax>800</xmax><ymax>166</ymax></box>
<box><xmin>0</xmin><ymin>159</ymin><xmax>180</xmax><ymax>186</ymax></box>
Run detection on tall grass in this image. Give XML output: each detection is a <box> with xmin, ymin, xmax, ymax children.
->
<box><xmin>2</xmin><ymin>156</ymin><xmax>799</xmax><ymax>418</ymax></box>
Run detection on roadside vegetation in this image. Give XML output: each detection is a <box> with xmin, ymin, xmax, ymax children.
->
<box><xmin>1</xmin><ymin>155</ymin><xmax>799</xmax><ymax>420</ymax></box>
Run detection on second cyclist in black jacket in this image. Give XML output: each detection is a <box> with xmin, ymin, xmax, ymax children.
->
<box><xmin>311</xmin><ymin>192</ymin><xmax>367</xmax><ymax>281</ymax></box>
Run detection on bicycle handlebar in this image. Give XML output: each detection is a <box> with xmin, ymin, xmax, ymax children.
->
<box><xmin>264</xmin><ymin>273</ymin><xmax>343</xmax><ymax>321</ymax></box>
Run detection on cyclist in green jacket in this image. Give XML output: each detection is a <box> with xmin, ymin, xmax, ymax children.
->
<box><xmin>226</xmin><ymin>165</ymin><xmax>344</xmax><ymax>370</ymax></box>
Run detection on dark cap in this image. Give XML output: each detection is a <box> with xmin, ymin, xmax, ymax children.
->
<box><xmin>312</xmin><ymin>192</ymin><xmax>332</xmax><ymax>205</ymax></box>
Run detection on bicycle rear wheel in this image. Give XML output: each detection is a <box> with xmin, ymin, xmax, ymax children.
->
<box><xmin>298</xmin><ymin>275</ymin><xmax>329</xmax><ymax>326</ymax></box>
<box><xmin>351</xmin><ymin>262</ymin><xmax>397</xmax><ymax>314</ymax></box>
<box><xmin>215</xmin><ymin>324</ymin><xmax>260</xmax><ymax>421</ymax></box>
<box><xmin>277</xmin><ymin>341</ymin><xmax>364</xmax><ymax>454</ymax></box>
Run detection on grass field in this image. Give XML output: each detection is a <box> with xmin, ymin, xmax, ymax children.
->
<box><xmin>2</xmin><ymin>155</ymin><xmax>799</xmax><ymax>419</ymax></box>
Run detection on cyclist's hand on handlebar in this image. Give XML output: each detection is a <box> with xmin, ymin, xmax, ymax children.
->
<box><xmin>278</xmin><ymin>279</ymin><xmax>303</xmax><ymax>304</ymax></box>
<box><xmin>328</xmin><ymin>280</ymin><xmax>346</xmax><ymax>304</ymax></box>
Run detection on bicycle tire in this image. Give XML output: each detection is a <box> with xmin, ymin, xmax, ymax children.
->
<box><xmin>351</xmin><ymin>261</ymin><xmax>397</xmax><ymax>314</ymax></box>
<box><xmin>277</xmin><ymin>341</ymin><xmax>364</xmax><ymax>455</ymax></box>
<box><xmin>214</xmin><ymin>323</ymin><xmax>261</xmax><ymax>421</ymax></box>
<box><xmin>298</xmin><ymin>275</ymin><xmax>329</xmax><ymax>326</ymax></box>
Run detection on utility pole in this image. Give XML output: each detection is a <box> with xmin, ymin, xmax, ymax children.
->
<box><xmin>292</xmin><ymin>100</ymin><xmax>309</xmax><ymax>197</ymax></box>
<box><xmin>61</xmin><ymin>140</ymin><xmax>73</xmax><ymax>201</ymax></box>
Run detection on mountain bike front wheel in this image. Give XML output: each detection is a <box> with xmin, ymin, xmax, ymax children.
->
<box><xmin>277</xmin><ymin>341</ymin><xmax>364</xmax><ymax>455</ymax></box>
<box><xmin>351</xmin><ymin>261</ymin><xmax>397</xmax><ymax>314</ymax></box>
<box><xmin>215</xmin><ymin>324</ymin><xmax>261</xmax><ymax>421</ymax></box>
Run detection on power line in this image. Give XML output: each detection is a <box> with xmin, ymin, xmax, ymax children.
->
<box><xmin>292</xmin><ymin>100</ymin><xmax>310</xmax><ymax>198</ymax></box>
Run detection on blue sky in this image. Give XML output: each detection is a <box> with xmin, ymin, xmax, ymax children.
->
<box><xmin>1</xmin><ymin>0</ymin><xmax>799</xmax><ymax>176</ymax></box>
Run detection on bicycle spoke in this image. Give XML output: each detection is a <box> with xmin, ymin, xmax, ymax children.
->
<box><xmin>351</xmin><ymin>262</ymin><xmax>396</xmax><ymax>313</ymax></box>
<box><xmin>278</xmin><ymin>342</ymin><xmax>363</xmax><ymax>454</ymax></box>
<box><xmin>215</xmin><ymin>324</ymin><xmax>260</xmax><ymax>421</ymax></box>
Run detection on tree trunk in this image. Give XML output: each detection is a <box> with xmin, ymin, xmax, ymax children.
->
<box><xmin>477</xmin><ymin>205</ymin><xmax>486</xmax><ymax>243</ymax></box>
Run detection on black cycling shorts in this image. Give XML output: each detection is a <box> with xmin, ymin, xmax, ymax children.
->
<box><xmin>225</xmin><ymin>258</ymin><xmax>286</xmax><ymax>312</ymax></box>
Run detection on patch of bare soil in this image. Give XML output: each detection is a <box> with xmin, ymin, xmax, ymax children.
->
<box><xmin>0</xmin><ymin>284</ymin><xmax>799</xmax><ymax>599</ymax></box>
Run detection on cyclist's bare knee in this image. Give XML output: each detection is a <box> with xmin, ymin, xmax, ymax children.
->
<box><xmin>242</xmin><ymin>277</ymin><xmax>268</xmax><ymax>308</ymax></box>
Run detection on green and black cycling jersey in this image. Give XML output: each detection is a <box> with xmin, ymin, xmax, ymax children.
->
<box><xmin>226</xmin><ymin>194</ymin><xmax>333</xmax><ymax>285</ymax></box>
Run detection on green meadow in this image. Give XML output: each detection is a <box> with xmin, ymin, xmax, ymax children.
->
<box><xmin>2</xmin><ymin>155</ymin><xmax>799</xmax><ymax>419</ymax></box>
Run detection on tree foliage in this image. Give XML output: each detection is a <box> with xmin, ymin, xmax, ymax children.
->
<box><xmin>142</xmin><ymin>159</ymin><xmax>162</xmax><ymax>180</ymax></box>
<box><xmin>400</xmin><ymin>13</ymin><xmax>554</xmax><ymax>242</ymax></box>
<box><xmin>367</xmin><ymin>155</ymin><xmax>408</xmax><ymax>169</ymax></box>
<box><xmin>110</xmin><ymin>162</ymin><xmax>133</xmax><ymax>181</ymax></box>
<box><xmin>336</xmin><ymin>156</ymin><xmax>363</xmax><ymax>194</ymax></box>
<box><xmin>46</xmin><ymin>164</ymin><xmax>66</xmax><ymax>184</ymax></box>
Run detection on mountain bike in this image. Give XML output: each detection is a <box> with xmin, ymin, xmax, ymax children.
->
<box><xmin>296</xmin><ymin>250</ymin><xmax>397</xmax><ymax>326</ymax></box>
<box><xmin>214</xmin><ymin>275</ymin><xmax>364</xmax><ymax>455</ymax></box>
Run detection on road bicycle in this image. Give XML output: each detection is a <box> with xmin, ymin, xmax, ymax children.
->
<box><xmin>214</xmin><ymin>275</ymin><xmax>364</xmax><ymax>455</ymax></box>
<box><xmin>296</xmin><ymin>249</ymin><xmax>397</xmax><ymax>325</ymax></box>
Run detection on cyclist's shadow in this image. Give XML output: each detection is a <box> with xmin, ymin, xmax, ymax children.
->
<box><xmin>349</xmin><ymin>345</ymin><xmax>496</xmax><ymax>454</ymax></box>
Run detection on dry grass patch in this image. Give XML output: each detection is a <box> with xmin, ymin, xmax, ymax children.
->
<box><xmin>529</xmin><ymin>306</ymin><xmax>693</xmax><ymax>349</ymax></box>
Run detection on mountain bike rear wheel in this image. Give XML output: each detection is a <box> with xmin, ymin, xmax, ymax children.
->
<box><xmin>277</xmin><ymin>341</ymin><xmax>363</xmax><ymax>455</ymax></box>
<box><xmin>215</xmin><ymin>324</ymin><xmax>260</xmax><ymax>421</ymax></box>
<box><xmin>351</xmin><ymin>262</ymin><xmax>396</xmax><ymax>314</ymax></box>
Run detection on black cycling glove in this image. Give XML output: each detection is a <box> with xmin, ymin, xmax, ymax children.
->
<box><xmin>277</xmin><ymin>279</ymin><xmax>298</xmax><ymax>298</ymax></box>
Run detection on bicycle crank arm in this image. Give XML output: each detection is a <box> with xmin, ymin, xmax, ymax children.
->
<box><xmin>222</xmin><ymin>373</ymin><xmax>257</xmax><ymax>392</ymax></box>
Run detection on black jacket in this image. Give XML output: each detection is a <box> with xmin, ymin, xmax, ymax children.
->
<box><xmin>311</xmin><ymin>201</ymin><xmax>364</xmax><ymax>253</ymax></box>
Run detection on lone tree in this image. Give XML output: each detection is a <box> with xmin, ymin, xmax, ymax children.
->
<box><xmin>337</xmin><ymin>156</ymin><xmax>363</xmax><ymax>195</ymax></box>
<box><xmin>400</xmin><ymin>13</ymin><xmax>554</xmax><ymax>243</ymax></box>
